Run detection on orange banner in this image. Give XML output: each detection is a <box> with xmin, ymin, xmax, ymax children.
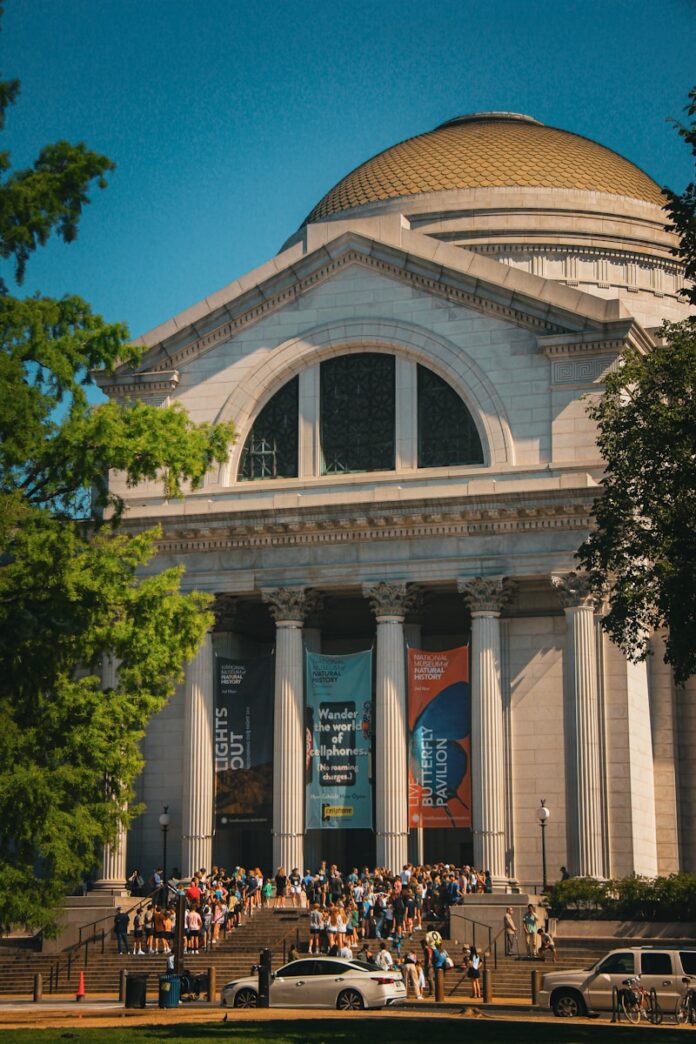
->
<box><xmin>407</xmin><ymin>646</ymin><xmax>471</xmax><ymax>829</ymax></box>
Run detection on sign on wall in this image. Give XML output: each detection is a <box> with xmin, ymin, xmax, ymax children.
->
<box><xmin>305</xmin><ymin>649</ymin><xmax>373</xmax><ymax>830</ymax></box>
<box><xmin>214</xmin><ymin>655</ymin><xmax>274</xmax><ymax>827</ymax></box>
<box><xmin>407</xmin><ymin>646</ymin><xmax>471</xmax><ymax>829</ymax></box>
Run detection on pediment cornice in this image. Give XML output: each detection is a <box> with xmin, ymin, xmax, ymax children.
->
<box><xmin>104</xmin><ymin>226</ymin><xmax>639</xmax><ymax>384</ymax></box>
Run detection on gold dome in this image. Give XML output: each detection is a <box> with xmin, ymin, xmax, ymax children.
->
<box><xmin>303</xmin><ymin>112</ymin><xmax>664</xmax><ymax>224</ymax></box>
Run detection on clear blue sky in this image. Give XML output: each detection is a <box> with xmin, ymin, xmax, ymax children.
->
<box><xmin>5</xmin><ymin>0</ymin><xmax>695</xmax><ymax>339</ymax></box>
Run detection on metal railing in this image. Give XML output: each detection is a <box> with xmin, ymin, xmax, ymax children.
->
<box><xmin>47</xmin><ymin>890</ymin><xmax>159</xmax><ymax>993</ymax></box>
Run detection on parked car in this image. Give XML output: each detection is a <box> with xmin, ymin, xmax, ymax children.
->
<box><xmin>539</xmin><ymin>946</ymin><xmax>696</xmax><ymax>1018</ymax></box>
<box><xmin>221</xmin><ymin>956</ymin><xmax>406</xmax><ymax>1010</ymax></box>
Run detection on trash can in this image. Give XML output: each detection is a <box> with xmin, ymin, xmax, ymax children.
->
<box><xmin>125</xmin><ymin>973</ymin><xmax>147</xmax><ymax>1009</ymax></box>
<box><xmin>159</xmin><ymin>974</ymin><xmax>181</xmax><ymax>1008</ymax></box>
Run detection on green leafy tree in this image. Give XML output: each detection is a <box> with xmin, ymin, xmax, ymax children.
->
<box><xmin>578</xmin><ymin>89</ymin><xmax>696</xmax><ymax>684</ymax></box>
<box><xmin>0</xmin><ymin>67</ymin><xmax>235</xmax><ymax>929</ymax></box>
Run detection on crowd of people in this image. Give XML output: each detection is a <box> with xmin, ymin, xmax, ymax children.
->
<box><xmin>118</xmin><ymin>860</ymin><xmax>554</xmax><ymax>994</ymax></box>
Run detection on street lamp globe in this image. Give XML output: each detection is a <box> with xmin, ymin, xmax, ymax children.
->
<box><xmin>536</xmin><ymin>801</ymin><xmax>550</xmax><ymax>824</ymax></box>
<box><xmin>159</xmin><ymin>807</ymin><xmax>171</xmax><ymax>830</ymax></box>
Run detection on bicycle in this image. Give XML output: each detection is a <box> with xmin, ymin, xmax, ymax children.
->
<box><xmin>618</xmin><ymin>976</ymin><xmax>663</xmax><ymax>1025</ymax></box>
<box><xmin>675</xmin><ymin>975</ymin><xmax>696</xmax><ymax>1025</ymax></box>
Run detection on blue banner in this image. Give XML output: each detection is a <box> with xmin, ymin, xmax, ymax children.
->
<box><xmin>305</xmin><ymin>650</ymin><xmax>373</xmax><ymax>830</ymax></box>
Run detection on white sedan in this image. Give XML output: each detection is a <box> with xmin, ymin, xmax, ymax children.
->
<box><xmin>221</xmin><ymin>956</ymin><xmax>406</xmax><ymax>1010</ymax></box>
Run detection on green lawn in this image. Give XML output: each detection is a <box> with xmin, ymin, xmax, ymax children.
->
<box><xmin>0</xmin><ymin>1018</ymin><xmax>690</xmax><ymax>1044</ymax></box>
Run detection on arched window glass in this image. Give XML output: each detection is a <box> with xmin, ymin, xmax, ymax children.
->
<box><xmin>417</xmin><ymin>365</ymin><xmax>483</xmax><ymax>468</ymax></box>
<box><xmin>320</xmin><ymin>354</ymin><xmax>395</xmax><ymax>474</ymax></box>
<box><xmin>238</xmin><ymin>376</ymin><xmax>298</xmax><ymax>481</ymax></box>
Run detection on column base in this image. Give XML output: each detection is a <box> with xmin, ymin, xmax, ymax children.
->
<box><xmin>92</xmin><ymin>880</ymin><xmax>129</xmax><ymax>896</ymax></box>
<box><xmin>490</xmin><ymin>875</ymin><xmax>518</xmax><ymax>893</ymax></box>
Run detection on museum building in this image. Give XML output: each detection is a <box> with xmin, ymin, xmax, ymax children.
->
<box><xmin>95</xmin><ymin>112</ymin><xmax>693</xmax><ymax>891</ymax></box>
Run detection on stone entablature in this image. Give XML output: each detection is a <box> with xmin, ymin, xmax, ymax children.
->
<box><xmin>146</xmin><ymin>487</ymin><xmax>596</xmax><ymax>557</ymax></box>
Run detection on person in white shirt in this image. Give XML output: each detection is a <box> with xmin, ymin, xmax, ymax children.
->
<box><xmin>338</xmin><ymin>943</ymin><xmax>353</xmax><ymax>959</ymax></box>
<box><xmin>375</xmin><ymin>942</ymin><xmax>394</xmax><ymax>970</ymax></box>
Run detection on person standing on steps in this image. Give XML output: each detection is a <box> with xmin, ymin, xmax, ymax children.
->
<box><xmin>503</xmin><ymin>906</ymin><xmax>517</xmax><ymax>956</ymax></box>
<box><xmin>132</xmin><ymin>909</ymin><xmax>144</xmax><ymax>955</ymax></box>
<box><xmin>523</xmin><ymin>904</ymin><xmax>538</xmax><ymax>957</ymax></box>
<box><xmin>114</xmin><ymin>907</ymin><xmax>130</xmax><ymax>955</ymax></box>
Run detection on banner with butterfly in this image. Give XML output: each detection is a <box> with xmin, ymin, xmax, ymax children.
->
<box><xmin>407</xmin><ymin>646</ymin><xmax>471</xmax><ymax>829</ymax></box>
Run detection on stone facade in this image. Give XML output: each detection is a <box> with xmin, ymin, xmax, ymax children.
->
<box><xmin>98</xmin><ymin>114</ymin><xmax>693</xmax><ymax>887</ymax></box>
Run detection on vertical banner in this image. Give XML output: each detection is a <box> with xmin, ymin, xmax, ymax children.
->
<box><xmin>214</xmin><ymin>655</ymin><xmax>274</xmax><ymax>827</ymax></box>
<box><xmin>305</xmin><ymin>650</ymin><xmax>373</xmax><ymax>830</ymax></box>
<box><xmin>407</xmin><ymin>646</ymin><xmax>471</xmax><ymax>829</ymax></box>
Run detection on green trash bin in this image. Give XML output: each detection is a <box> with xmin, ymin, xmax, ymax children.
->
<box><xmin>158</xmin><ymin>974</ymin><xmax>181</xmax><ymax>1008</ymax></box>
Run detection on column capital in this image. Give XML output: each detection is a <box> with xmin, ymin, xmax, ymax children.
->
<box><xmin>262</xmin><ymin>587</ymin><xmax>319</xmax><ymax>624</ymax></box>
<box><xmin>458</xmin><ymin>576</ymin><xmax>511</xmax><ymax>614</ymax></box>
<box><xmin>551</xmin><ymin>571</ymin><xmax>597</xmax><ymax>609</ymax></box>
<box><xmin>363</xmin><ymin>581</ymin><xmax>415</xmax><ymax>620</ymax></box>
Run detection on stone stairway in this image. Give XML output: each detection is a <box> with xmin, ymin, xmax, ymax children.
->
<box><xmin>0</xmin><ymin>908</ymin><xmax>618</xmax><ymax>1002</ymax></box>
<box><xmin>0</xmin><ymin>907</ymin><xmax>305</xmax><ymax>996</ymax></box>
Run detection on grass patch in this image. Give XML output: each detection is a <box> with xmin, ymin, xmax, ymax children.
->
<box><xmin>0</xmin><ymin>1018</ymin><xmax>690</xmax><ymax>1044</ymax></box>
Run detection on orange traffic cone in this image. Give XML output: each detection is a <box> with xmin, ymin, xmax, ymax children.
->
<box><xmin>75</xmin><ymin>970</ymin><xmax>86</xmax><ymax>1002</ymax></box>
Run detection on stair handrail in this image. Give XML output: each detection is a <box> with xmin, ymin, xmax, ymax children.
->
<box><xmin>47</xmin><ymin>889</ymin><xmax>162</xmax><ymax>993</ymax></box>
<box><xmin>448</xmin><ymin>911</ymin><xmax>495</xmax><ymax>967</ymax></box>
<box><xmin>76</xmin><ymin>888</ymin><xmax>160</xmax><ymax>948</ymax></box>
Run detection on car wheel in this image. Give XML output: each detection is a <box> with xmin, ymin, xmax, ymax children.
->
<box><xmin>234</xmin><ymin>988</ymin><xmax>259</xmax><ymax>1008</ymax></box>
<box><xmin>552</xmin><ymin>990</ymin><xmax>585</xmax><ymax>1018</ymax></box>
<box><xmin>337</xmin><ymin>988</ymin><xmax>365</xmax><ymax>1010</ymax></box>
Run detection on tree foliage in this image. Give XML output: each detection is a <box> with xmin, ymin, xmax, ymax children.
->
<box><xmin>548</xmin><ymin>873</ymin><xmax>696</xmax><ymax>922</ymax></box>
<box><xmin>0</xmin><ymin>58</ymin><xmax>235</xmax><ymax>930</ymax></box>
<box><xmin>578</xmin><ymin>89</ymin><xmax>696</xmax><ymax>684</ymax></box>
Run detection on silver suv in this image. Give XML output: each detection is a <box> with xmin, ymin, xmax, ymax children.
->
<box><xmin>538</xmin><ymin>947</ymin><xmax>696</xmax><ymax>1018</ymax></box>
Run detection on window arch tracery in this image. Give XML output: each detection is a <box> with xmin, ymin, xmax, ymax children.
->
<box><xmin>235</xmin><ymin>354</ymin><xmax>485</xmax><ymax>482</ymax></box>
<box><xmin>417</xmin><ymin>364</ymin><xmax>484</xmax><ymax>468</ymax></box>
<box><xmin>238</xmin><ymin>375</ymin><xmax>298</xmax><ymax>481</ymax></box>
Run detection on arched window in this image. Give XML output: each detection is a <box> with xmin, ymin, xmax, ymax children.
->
<box><xmin>238</xmin><ymin>376</ymin><xmax>298</xmax><ymax>481</ymax></box>
<box><xmin>235</xmin><ymin>355</ymin><xmax>485</xmax><ymax>482</ymax></box>
<box><xmin>320</xmin><ymin>353</ymin><xmax>395</xmax><ymax>474</ymax></box>
<box><xmin>417</xmin><ymin>364</ymin><xmax>483</xmax><ymax>468</ymax></box>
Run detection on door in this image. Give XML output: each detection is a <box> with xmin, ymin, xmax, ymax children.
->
<box><xmin>585</xmin><ymin>951</ymin><xmax>636</xmax><ymax>1009</ymax></box>
<box><xmin>640</xmin><ymin>951</ymin><xmax>679</xmax><ymax>1009</ymax></box>
<box><xmin>271</xmin><ymin>960</ymin><xmax>321</xmax><ymax>1007</ymax></box>
<box><xmin>311</xmin><ymin>959</ymin><xmax>358</xmax><ymax>1007</ymax></box>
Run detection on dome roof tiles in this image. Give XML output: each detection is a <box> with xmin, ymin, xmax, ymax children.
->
<box><xmin>303</xmin><ymin>113</ymin><xmax>664</xmax><ymax>225</ymax></box>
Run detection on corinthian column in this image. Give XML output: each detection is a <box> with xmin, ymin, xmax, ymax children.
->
<box><xmin>458</xmin><ymin>577</ymin><xmax>510</xmax><ymax>887</ymax></box>
<box><xmin>263</xmin><ymin>588</ymin><xmax>315</xmax><ymax>875</ymax></box>
<box><xmin>94</xmin><ymin>656</ymin><xmax>128</xmax><ymax>893</ymax></box>
<box><xmin>364</xmin><ymin>581</ymin><xmax>414</xmax><ymax>872</ymax></box>
<box><xmin>552</xmin><ymin>571</ymin><xmax>606</xmax><ymax>878</ymax></box>
<box><xmin>182</xmin><ymin>630</ymin><xmax>214</xmax><ymax>877</ymax></box>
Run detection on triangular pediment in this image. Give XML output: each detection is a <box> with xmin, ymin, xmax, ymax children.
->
<box><xmin>98</xmin><ymin>216</ymin><xmax>646</xmax><ymax>390</ymax></box>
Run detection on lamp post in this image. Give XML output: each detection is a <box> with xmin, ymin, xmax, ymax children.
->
<box><xmin>537</xmin><ymin>799</ymin><xmax>550</xmax><ymax>893</ymax></box>
<box><xmin>159</xmin><ymin>806</ymin><xmax>170</xmax><ymax>901</ymax></box>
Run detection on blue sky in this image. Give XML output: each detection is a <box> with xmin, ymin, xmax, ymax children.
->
<box><xmin>5</xmin><ymin>0</ymin><xmax>695</xmax><ymax>340</ymax></box>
